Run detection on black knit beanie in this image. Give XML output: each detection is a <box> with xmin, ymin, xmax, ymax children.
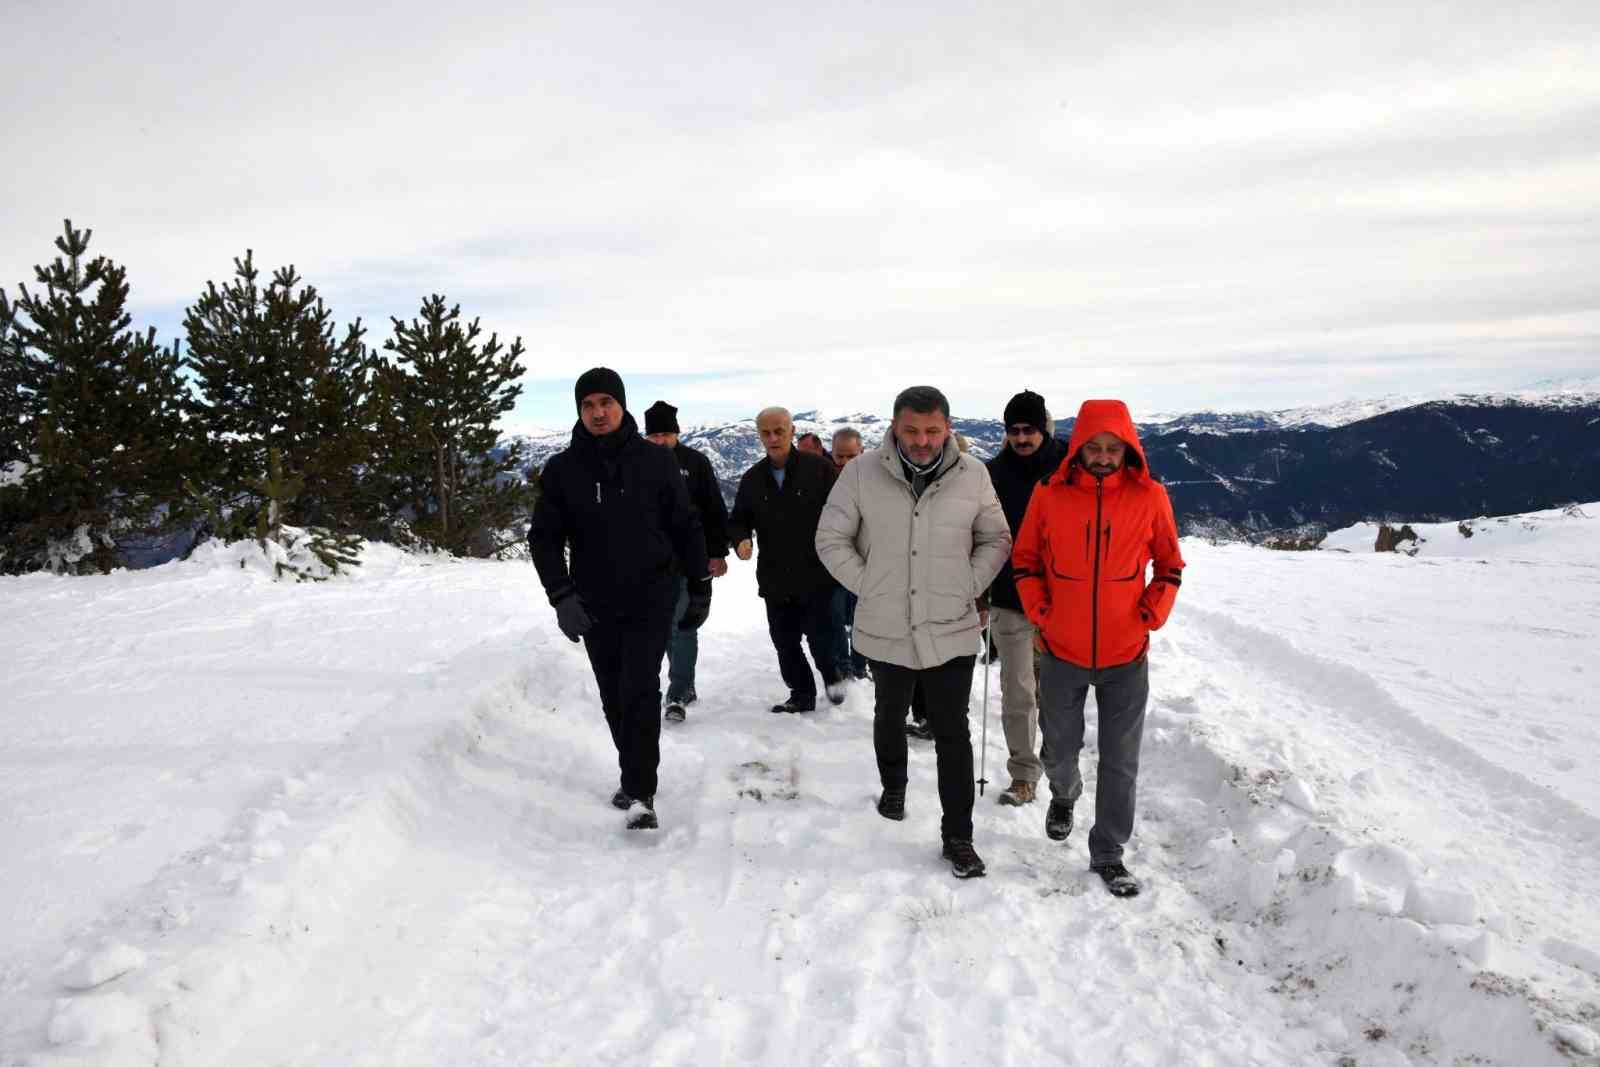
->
<box><xmin>1003</xmin><ymin>389</ymin><xmax>1048</xmax><ymax>430</ymax></box>
<box><xmin>644</xmin><ymin>400</ymin><xmax>680</xmax><ymax>435</ymax></box>
<box><xmin>574</xmin><ymin>367</ymin><xmax>626</xmax><ymax>412</ymax></box>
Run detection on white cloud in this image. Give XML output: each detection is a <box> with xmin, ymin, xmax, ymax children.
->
<box><xmin>2</xmin><ymin>0</ymin><xmax>1596</xmax><ymax>425</ymax></box>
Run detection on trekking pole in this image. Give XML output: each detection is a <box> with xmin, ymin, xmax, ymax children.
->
<box><xmin>977</xmin><ymin>618</ymin><xmax>992</xmax><ymax>796</ymax></box>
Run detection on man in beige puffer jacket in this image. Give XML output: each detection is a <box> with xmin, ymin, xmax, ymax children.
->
<box><xmin>816</xmin><ymin>386</ymin><xmax>1012</xmax><ymax>878</ymax></box>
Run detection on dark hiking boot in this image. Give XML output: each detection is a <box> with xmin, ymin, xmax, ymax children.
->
<box><xmin>904</xmin><ymin>719</ymin><xmax>933</xmax><ymax>741</ymax></box>
<box><xmin>1045</xmin><ymin>798</ymin><xmax>1075</xmax><ymax>841</ymax></box>
<box><xmin>611</xmin><ymin>788</ymin><xmax>631</xmax><ymax>811</ymax></box>
<box><xmin>876</xmin><ymin>788</ymin><xmax>906</xmax><ymax>821</ymax></box>
<box><xmin>942</xmin><ymin>838</ymin><xmax>987</xmax><ymax>879</ymax></box>
<box><xmin>1092</xmin><ymin>861</ymin><xmax>1141</xmax><ymax>898</ymax></box>
<box><xmin>664</xmin><ymin>702</ymin><xmax>686</xmax><ymax>724</ymax></box>
<box><xmin>771</xmin><ymin>695</ymin><xmax>816</xmax><ymax>714</ymax></box>
<box><xmin>998</xmin><ymin>780</ymin><xmax>1037</xmax><ymax>806</ymax></box>
<box><xmin>625</xmin><ymin>797</ymin><xmax>658</xmax><ymax>830</ymax></box>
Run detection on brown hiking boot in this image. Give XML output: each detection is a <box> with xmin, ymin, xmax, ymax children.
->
<box><xmin>997</xmin><ymin>780</ymin><xmax>1037</xmax><ymax>806</ymax></box>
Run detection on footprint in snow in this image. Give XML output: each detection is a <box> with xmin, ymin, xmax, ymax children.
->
<box><xmin>731</xmin><ymin>760</ymin><xmax>800</xmax><ymax>802</ymax></box>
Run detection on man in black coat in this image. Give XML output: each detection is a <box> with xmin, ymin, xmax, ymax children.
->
<box><xmin>529</xmin><ymin>368</ymin><xmax>711</xmax><ymax>830</ymax></box>
<box><xmin>643</xmin><ymin>399</ymin><xmax>730</xmax><ymax>723</ymax></box>
<box><xmin>729</xmin><ymin>406</ymin><xmax>842</xmax><ymax>713</ymax></box>
<box><xmin>984</xmin><ymin>389</ymin><xmax>1070</xmax><ymax>808</ymax></box>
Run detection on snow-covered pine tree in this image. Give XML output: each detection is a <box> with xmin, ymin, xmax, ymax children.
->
<box><xmin>374</xmin><ymin>294</ymin><xmax>533</xmax><ymax>556</ymax></box>
<box><xmin>183</xmin><ymin>252</ymin><xmax>376</xmax><ymax>539</ymax></box>
<box><xmin>1</xmin><ymin>221</ymin><xmax>195</xmax><ymax>573</ymax></box>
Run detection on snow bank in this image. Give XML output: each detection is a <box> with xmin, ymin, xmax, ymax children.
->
<box><xmin>4</xmin><ymin>509</ymin><xmax>1599</xmax><ymax>1065</ymax></box>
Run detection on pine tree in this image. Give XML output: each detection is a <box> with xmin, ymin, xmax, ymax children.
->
<box><xmin>375</xmin><ymin>295</ymin><xmax>534</xmax><ymax>555</ymax></box>
<box><xmin>1</xmin><ymin>221</ymin><xmax>194</xmax><ymax>573</ymax></box>
<box><xmin>0</xmin><ymin>289</ymin><xmax>32</xmax><ymax>469</ymax></box>
<box><xmin>184</xmin><ymin>252</ymin><xmax>375</xmax><ymax>538</ymax></box>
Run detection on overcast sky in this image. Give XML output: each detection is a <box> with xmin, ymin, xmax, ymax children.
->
<box><xmin>4</xmin><ymin>0</ymin><xmax>1597</xmax><ymax>430</ymax></box>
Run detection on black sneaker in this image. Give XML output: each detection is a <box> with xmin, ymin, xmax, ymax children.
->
<box><xmin>1045</xmin><ymin>798</ymin><xmax>1075</xmax><ymax>841</ymax></box>
<box><xmin>941</xmin><ymin>838</ymin><xmax>987</xmax><ymax>878</ymax></box>
<box><xmin>1092</xmin><ymin>862</ymin><xmax>1141</xmax><ymax>898</ymax></box>
<box><xmin>905</xmin><ymin>719</ymin><xmax>933</xmax><ymax>741</ymax></box>
<box><xmin>771</xmin><ymin>695</ymin><xmax>816</xmax><ymax>714</ymax></box>
<box><xmin>610</xmin><ymin>788</ymin><xmax>631</xmax><ymax>810</ymax></box>
<box><xmin>664</xmin><ymin>702</ymin><xmax>686</xmax><ymax>724</ymax></box>
<box><xmin>625</xmin><ymin>797</ymin><xmax>658</xmax><ymax>830</ymax></box>
<box><xmin>876</xmin><ymin>788</ymin><xmax>906</xmax><ymax>821</ymax></box>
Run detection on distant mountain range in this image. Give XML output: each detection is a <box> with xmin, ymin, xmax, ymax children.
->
<box><xmin>506</xmin><ymin>380</ymin><xmax>1600</xmax><ymax>542</ymax></box>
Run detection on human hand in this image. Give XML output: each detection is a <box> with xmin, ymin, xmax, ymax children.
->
<box><xmin>678</xmin><ymin>579</ymin><xmax>713</xmax><ymax>631</ymax></box>
<box><xmin>553</xmin><ymin>592</ymin><xmax>593</xmax><ymax>643</ymax></box>
<box><xmin>735</xmin><ymin>540</ymin><xmax>753</xmax><ymax>561</ymax></box>
<box><xmin>708</xmin><ymin>557</ymin><xmax>729</xmax><ymax>578</ymax></box>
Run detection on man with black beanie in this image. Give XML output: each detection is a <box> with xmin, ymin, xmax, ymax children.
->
<box><xmin>985</xmin><ymin>389</ymin><xmax>1070</xmax><ymax>807</ymax></box>
<box><xmin>643</xmin><ymin>399</ymin><xmax>730</xmax><ymax>723</ymax></box>
<box><xmin>529</xmin><ymin>368</ymin><xmax>712</xmax><ymax>830</ymax></box>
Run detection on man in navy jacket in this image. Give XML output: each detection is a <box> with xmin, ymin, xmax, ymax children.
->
<box><xmin>530</xmin><ymin>368</ymin><xmax>710</xmax><ymax>829</ymax></box>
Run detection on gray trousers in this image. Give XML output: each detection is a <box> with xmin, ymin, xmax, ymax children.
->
<box><xmin>1038</xmin><ymin>651</ymin><xmax>1149</xmax><ymax>866</ymax></box>
<box><xmin>991</xmin><ymin>606</ymin><xmax>1043</xmax><ymax>784</ymax></box>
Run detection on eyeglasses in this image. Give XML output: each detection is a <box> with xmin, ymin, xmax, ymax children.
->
<box><xmin>1005</xmin><ymin>424</ymin><xmax>1039</xmax><ymax>436</ymax></box>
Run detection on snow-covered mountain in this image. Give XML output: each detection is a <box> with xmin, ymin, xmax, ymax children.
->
<box><xmin>1142</xmin><ymin>374</ymin><xmax>1600</xmax><ymax>434</ymax></box>
<box><xmin>504</xmin><ymin>383</ymin><xmax>1600</xmax><ymax>539</ymax></box>
<box><xmin>4</xmin><ymin>502</ymin><xmax>1599</xmax><ymax>1063</ymax></box>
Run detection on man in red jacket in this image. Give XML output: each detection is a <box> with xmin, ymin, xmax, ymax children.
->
<box><xmin>1011</xmin><ymin>399</ymin><xmax>1184</xmax><ymax>897</ymax></box>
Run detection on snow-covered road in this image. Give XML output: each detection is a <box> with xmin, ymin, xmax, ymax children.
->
<box><xmin>3</xmin><ymin>514</ymin><xmax>1598</xmax><ymax>1065</ymax></box>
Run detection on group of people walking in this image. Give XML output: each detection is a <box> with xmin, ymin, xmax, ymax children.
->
<box><xmin>529</xmin><ymin>369</ymin><xmax>1184</xmax><ymax>897</ymax></box>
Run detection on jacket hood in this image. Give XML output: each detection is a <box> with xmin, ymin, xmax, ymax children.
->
<box><xmin>1056</xmin><ymin>399</ymin><xmax>1148</xmax><ymax>484</ymax></box>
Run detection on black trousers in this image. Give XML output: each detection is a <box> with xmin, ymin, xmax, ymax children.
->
<box><xmin>765</xmin><ymin>590</ymin><xmax>840</xmax><ymax>699</ymax></box>
<box><xmin>582</xmin><ymin>579</ymin><xmax>676</xmax><ymax>802</ymax></box>
<box><xmin>871</xmin><ymin>655</ymin><xmax>977</xmax><ymax>841</ymax></box>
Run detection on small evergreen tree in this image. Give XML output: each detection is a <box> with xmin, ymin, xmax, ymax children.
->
<box><xmin>375</xmin><ymin>295</ymin><xmax>534</xmax><ymax>555</ymax></box>
<box><xmin>184</xmin><ymin>253</ymin><xmax>375</xmax><ymax>538</ymax></box>
<box><xmin>1</xmin><ymin>221</ymin><xmax>195</xmax><ymax>573</ymax></box>
<box><xmin>0</xmin><ymin>289</ymin><xmax>32</xmax><ymax>469</ymax></box>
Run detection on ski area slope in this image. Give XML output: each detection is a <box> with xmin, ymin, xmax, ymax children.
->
<box><xmin>2</xmin><ymin>519</ymin><xmax>1598</xmax><ymax>1066</ymax></box>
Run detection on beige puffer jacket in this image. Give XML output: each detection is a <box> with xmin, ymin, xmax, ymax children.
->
<box><xmin>816</xmin><ymin>434</ymin><xmax>1012</xmax><ymax>669</ymax></box>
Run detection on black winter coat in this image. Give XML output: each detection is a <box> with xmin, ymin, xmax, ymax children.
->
<box><xmin>671</xmin><ymin>442</ymin><xmax>730</xmax><ymax>560</ymax></box>
<box><xmin>530</xmin><ymin>414</ymin><xmax>709</xmax><ymax>610</ymax></box>
<box><xmin>728</xmin><ymin>448</ymin><xmax>838</xmax><ymax>601</ymax></box>
<box><xmin>985</xmin><ymin>435</ymin><xmax>1070</xmax><ymax>611</ymax></box>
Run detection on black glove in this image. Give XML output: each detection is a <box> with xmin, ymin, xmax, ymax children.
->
<box><xmin>552</xmin><ymin>589</ymin><xmax>593</xmax><ymax>643</ymax></box>
<box><xmin>677</xmin><ymin>578</ymin><xmax>712</xmax><ymax>631</ymax></box>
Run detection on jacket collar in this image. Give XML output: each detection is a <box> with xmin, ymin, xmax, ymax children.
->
<box><xmin>876</xmin><ymin>432</ymin><xmax>960</xmax><ymax>487</ymax></box>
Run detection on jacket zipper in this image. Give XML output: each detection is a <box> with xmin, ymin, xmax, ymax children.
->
<box><xmin>1091</xmin><ymin>478</ymin><xmax>1104</xmax><ymax>670</ymax></box>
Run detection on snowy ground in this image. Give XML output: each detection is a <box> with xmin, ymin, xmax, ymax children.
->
<box><xmin>3</xmin><ymin>508</ymin><xmax>1599</xmax><ymax>1066</ymax></box>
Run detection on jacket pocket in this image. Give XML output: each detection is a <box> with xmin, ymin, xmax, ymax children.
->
<box><xmin>853</xmin><ymin>599</ymin><xmax>906</xmax><ymax>641</ymax></box>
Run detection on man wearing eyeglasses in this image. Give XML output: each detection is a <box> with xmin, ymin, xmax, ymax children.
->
<box><xmin>984</xmin><ymin>391</ymin><xmax>1070</xmax><ymax>808</ymax></box>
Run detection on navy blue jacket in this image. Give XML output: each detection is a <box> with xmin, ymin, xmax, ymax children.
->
<box><xmin>984</xmin><ymin>436</ymin><xmax>1069</xmax><ymax>612</ymax></box>
<box><xmin>530</xmin><ymin>414</ymin><xmax>708</xmax><ymax>609</ymax></box>
<box><xmin>727</xmin><ymin>448</ymin><xmax>837</xmax><ymax>601</ymax></box>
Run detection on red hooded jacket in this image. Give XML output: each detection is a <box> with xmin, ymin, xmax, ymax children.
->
<box><xmin>1011</xmin><ymin>399</ymin><xmax>1185</xmax><ymax>669</ymax></box>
